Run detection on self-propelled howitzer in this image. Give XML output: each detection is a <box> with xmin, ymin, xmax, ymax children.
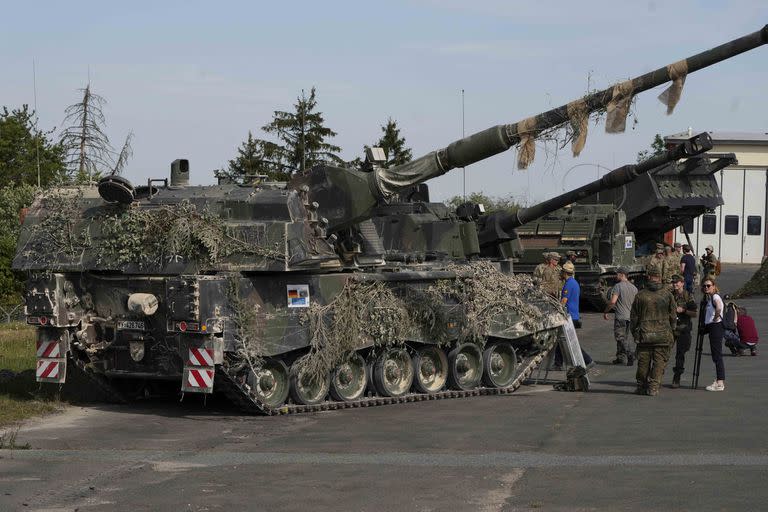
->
<box><xmin>13</xmin><ymin>27</ymin><xmax>767</xmax><ymax>415</ymax></box>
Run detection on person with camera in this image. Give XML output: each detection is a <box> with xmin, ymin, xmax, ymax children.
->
<box><xmin>670</xmin><ymin>275</ymin><xmax>697</xmax><ymax>388</ymax></box>
<box><xmin>702</xmin><ymin>278</ymin><xmax>726</xmax><ymax>391</ymax></box>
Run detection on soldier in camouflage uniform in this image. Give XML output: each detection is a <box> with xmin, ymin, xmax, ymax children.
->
<box><xmin>700</xmin><ymin>244</ymin><xmax>719</xmax><ymax>283</ymax></box>
<box><xmin>532</xmin><ymin>252</ymin><xmax>550</xmax><ymax>285</ymax></box>
<box><xmin>662</xmin><ymin>245</ymin><xmax>677</xmax><ymax>285</ymax></box>
<box><xmin>645</xmin><ymin>247</ymin><xmax>667</xmax><ymax>281</ymax></box>
<box><xmin>533</xmin><ymin>252</ymin><xmax>563</xmax><ymax>298</ymax></box>
<box><xmin>669</xmin><ymin>274</ymin><xmax>698</xmax><ymax>388</ymax></box>
<box><xmin>630</xmin><ymin>267</ymin><xmax>676</xmax><ymax>396</ymax></box>
<box><xmin>672</xmin><ymin>242</ymin><xmax>683</xmax><ymax>269</ymax></box>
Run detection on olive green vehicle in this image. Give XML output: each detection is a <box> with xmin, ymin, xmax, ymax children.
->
<box><xmin>13</xmin><ymin>26</ymin><xmax>767</xmax><ymax>414</ymax></box>
<box><xmin>371</xmin><ymin>136</ymin><xmax>713</xmax><ymax>313</ymax></box>
<box><xmin>579</xmin><ymin>150</ymin><xmax>735</xmax><ymax>255</ymax></box>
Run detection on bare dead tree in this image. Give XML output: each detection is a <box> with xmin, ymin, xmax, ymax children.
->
<box><xmin>111</xmin><ymin>131</ymin><xmax>134</xmax><ymax>175</ymax></box>
<box><xmin>60</xmin><ymin>84</ymin><xmax>114</xmax><ymax>184</ymax></box>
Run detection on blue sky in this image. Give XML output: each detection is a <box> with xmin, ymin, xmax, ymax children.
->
<box><xmin>2</xmin><ymin>1</ymin><xmax>766</xmax><ymax>203</ymax></box>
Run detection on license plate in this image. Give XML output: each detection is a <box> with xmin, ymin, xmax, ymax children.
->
<box><xmin>117</xmin><ymin>320</ymin><xmax>146</xmax><ymax>331</ymax></box>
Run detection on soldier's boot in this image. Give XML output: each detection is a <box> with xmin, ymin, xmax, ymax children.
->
<box><xmin>671</xmin><ymin>374</ymin><xmax>681</xmax><ymax>389</ymax></box>
<box><xmin>634</xmin><ymin>385</ymin><xmax>646</xmax><ymax>395</ymax></box>
<box><xmin>646</xmin><ymin>387</ymin><xmax>659</xmax><ymax>397</ymax></box>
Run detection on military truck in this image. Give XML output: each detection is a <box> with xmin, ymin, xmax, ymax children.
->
<box><xmin>14</xmin><ymin>26</ymin><xmax>767</xmax><ymax>415</ymax></box>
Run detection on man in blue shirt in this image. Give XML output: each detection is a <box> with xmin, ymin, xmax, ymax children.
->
<box><xmin>553</xmin><ymin>262</ymin><xmax>593</xmax><ymax>369</ymax></box>
<box><xmin>561</xmin><ymin>262</ymin><xmax>581</xmax><ymax>327</ymax></box>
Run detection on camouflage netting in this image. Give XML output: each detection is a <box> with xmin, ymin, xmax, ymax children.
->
<box><xmin>227</xmin><ymin>277</ymin><xmax>265</xmax><ymax>373</ymax></box>
<box><xmin>28</xmin><ymin>189</ymin><xmax>93</xmax><ymax>260</ymax></box>
<box><xmin>732</xmin><ymin>259</ymin><xmax>768</xmax><ymax>298</ymax></box>
<box><xmin>294</xmin><ymin>260</ymin><xmax>564</xmax><ymax>379</ymax></box>
<box><xmin>97</xmin><ymin>201</ymin><xmax>285</xmax><ymax>268</ymax></box>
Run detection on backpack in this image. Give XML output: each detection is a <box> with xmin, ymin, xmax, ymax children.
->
<box><xmin>715</xmin><ymin>259</ymin><xmax>722</xmax><ymax>275</ymax></box>
<box><xmin>723</xmin><ymin>301</ymin><xmax>740</xmax><ymax>351</ymax></box>
<box><xmin>723</xmin><ymin>301</ymin><xmax>738</xmax><ymax>331</ymax></box>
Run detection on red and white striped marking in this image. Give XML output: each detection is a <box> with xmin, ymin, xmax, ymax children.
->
<box><xmin>186</xmin><ymin>368</ymin><xmax>214</xmax><ymax>390</ymax></box>
<box><xmin>36</xmin><ymin>340</ymin><xmax>61</xmax><ymax>358</ymax></box>
<box><xmin>36</xmin><ymin>359</ymin><xmax>61</xmax><ymax>380</ymax></box>
<box><xmin>188</xmin><ymin>347</ymin><xmax>214</xmax><ymax>367</ymax></box>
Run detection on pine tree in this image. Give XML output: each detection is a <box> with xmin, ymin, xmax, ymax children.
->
<box><xmin>375</xmin><ymin>117</ymin><xmax>412</xmax><ymax>167</ymax></box>
<box><xmin>636</xmin><ymin>133</ymin><xmax>666</xmax><ymax>163</ymax></box>
<box><xmin>226</xmin><ymin>131</ymin><xmax>289</xmax><ymax>182</ymax></box>
<box><xmin>261</xmin><ymin>87</ymin><xmax>342</xmax><ymax>175</ymax></box>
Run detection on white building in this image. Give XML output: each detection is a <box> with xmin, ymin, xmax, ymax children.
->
<box><xmin>665</xmin><ymin>131</ymin><xmax>768</xmax><ymax>264</ymax></box>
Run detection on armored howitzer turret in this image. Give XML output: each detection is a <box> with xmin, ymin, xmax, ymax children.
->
<box><xmin>477</xmin><ymin>133</ymin><xmax>713</xmax><ymax>247</ymax></box>
<box><xmin>578</xmin><ymin>150</ymin><xmax>735</xmax><ymax>252</ymax></box>
<box><xmin>13</xmin><ymin>27</ymin><xmax>767</xmax><ymax>415</ymax></box>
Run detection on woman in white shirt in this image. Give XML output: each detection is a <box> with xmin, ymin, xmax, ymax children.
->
<box><xmin>702</xmin><ymin>279</ymin><xmax>725</xmax><ymax>391</ymax></box>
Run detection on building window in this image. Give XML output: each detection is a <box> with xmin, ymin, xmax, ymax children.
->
<box><xmin>701</xmin><ymin>214</ymin><xmax>717</xmax><ymax>234</ymax></box>
<box><xmin>724</xmin><ymin>215</ymin><xmax>739</xmax><ymax>235</ymax></box>
<box><xmin>680</xmin><ymin>219</ymin><xmax>694</xmax><ymax>235</ymax></box>
<box><xmin>747</xmin><ymin>216</ymin><xmax>762</xmax><ymax>236</ymax></box>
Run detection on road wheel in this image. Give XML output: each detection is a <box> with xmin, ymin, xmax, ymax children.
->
<box><xmin>249</xmin><ymin>359</ymin><xmax>290</xmax><ymax>408</ymax></box>
<box><xmin>412</xmin><ymin>346</ymin><xmax>448</xmax><ymax>393</ymax></box>
<box><xmin>448</xmin><ymin>343</ymin><xmax>483</xmax><ymax>390</ymax></box>
<box><xmin>289</xmin><ymin>363</ymin><xmax>330</xmax><ymax>405</ymax></box>
<box><xmin>330</xmin><ymin>352</ymin><xmax>367</xmax><ymax>401</ymax></box>
<box><xmin>482</xmin><ymin>342</ymin><xmax>517</xmax><ymax>388</ymax></box>
<box><xmin>373</xmin><ymin>347</ymin><xmax>414</xmax><ymax>397</ymax></box>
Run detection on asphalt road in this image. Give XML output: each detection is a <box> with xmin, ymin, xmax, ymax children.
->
<box><xmin>1</xmin><ymin>264</ymin><xmax>765</xmax><ymax>512</ymax></box>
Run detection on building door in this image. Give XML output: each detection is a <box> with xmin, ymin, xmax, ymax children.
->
<box><xmin>742</xmin><ymin>169</ymin><xmax>766</xmax><ymax>263</ymax></box>
<box><xmin>719</xmin><ymin>169</ymin><xmax>743</xmax><ymax>263</ymax></box>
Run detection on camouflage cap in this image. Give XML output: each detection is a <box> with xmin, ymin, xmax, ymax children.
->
<box><xmin>674</xmin><ymin>242</ymin><xmax>682</xmax><ymax>248</ymax></box>
<box><xmin>565</xmin><ymin>250</ymin><xmax>576</xmax><ymax>257</ymax></box>
<box><xmin>664</xmin><ymin>245</ymin><xmax>672</xmax><ymax>252</ymax></box>
<box><xmin>548</xmin><ymin>252</ymin><xmax>561</xmax><ymax>260</ymax></box>
<box><xmin>671</xmin><ymin>274</ymin><xmax>684</xmax><ymax>282</ymax></box>
<box><xmin>562</xmin><ymin>261</ymin><xmax>575</xmax><ymax>274</ymax></box>
<box><xmin>656</xmin><ymin>248</ymin><xmax>664</xmax><ymax>254</ymax></box>
<box><xmin>647</xmin><ymin>267</ymin><xmax>662</xmax><ymax>277</ymax></box>
<box><xmin>655</xmin><ymin>243</ymin><xmax>664</xmax><ymax>249</ymax></box>
<box><xmin>616</xmin><ymin>266</ymin><xmax>629</xmax><ymax>275</ymax></box>
<box><xmin>706</xmin><ymin>245</ymin><xmax>714</xmax><ymax>251</ymax></box>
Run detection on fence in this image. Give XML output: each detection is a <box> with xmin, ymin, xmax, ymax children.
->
<box><xmin>0</xmin><ymin>303</ymin><xmax>25</xmax><ymax>324</ymax></box>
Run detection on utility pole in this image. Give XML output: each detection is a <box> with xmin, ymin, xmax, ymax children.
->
<box><xmin>33</xmin><ymin>59</ymin><xmax>41</xmax><ymax>187</ymax></box>
<box><xmin>462</xmin><ymin>89</ymin><xmax>466</xmax><ymax>201</ymax></box>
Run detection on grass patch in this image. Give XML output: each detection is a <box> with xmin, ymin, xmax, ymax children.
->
<box><xmin>0</xmin><ymin>322</ymin><xmax>36</xmax><ymax>372</ymax></box>
<box><xmin>0</xmin><ymin>322</ymin><xmax>61</xmax><ymax>428</ymax></box>
<box><xmin>733</xmin><ymin>259</ymin><xmax>768</xmax><ymax>298</ymax></box>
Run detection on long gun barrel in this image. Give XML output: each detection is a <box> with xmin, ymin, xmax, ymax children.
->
<box><xmin>501</xmin><ymin>133</ymin><xmax>711</xmax><ymax>230</ymax></box>
<box><xmin>376</xmin><ymin>26</ymin><xmax>766</xmax><ymax>195</ymax></box>
<box><xmin>304</xmin><ymin>26</ymin><xmax>766</xmax><ymax>232</ymax></box>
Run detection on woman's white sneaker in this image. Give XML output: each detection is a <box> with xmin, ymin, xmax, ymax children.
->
<box><xmin>705</xmin><ymin>382</ymin><xmax>725</xmax><ymax>391</ymax></box>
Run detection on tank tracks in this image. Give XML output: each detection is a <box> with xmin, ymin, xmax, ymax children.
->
<box><xmin>214</xmin><ymin>345</ymin><xmax>553</xmax><ymax>416</ymax></box>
